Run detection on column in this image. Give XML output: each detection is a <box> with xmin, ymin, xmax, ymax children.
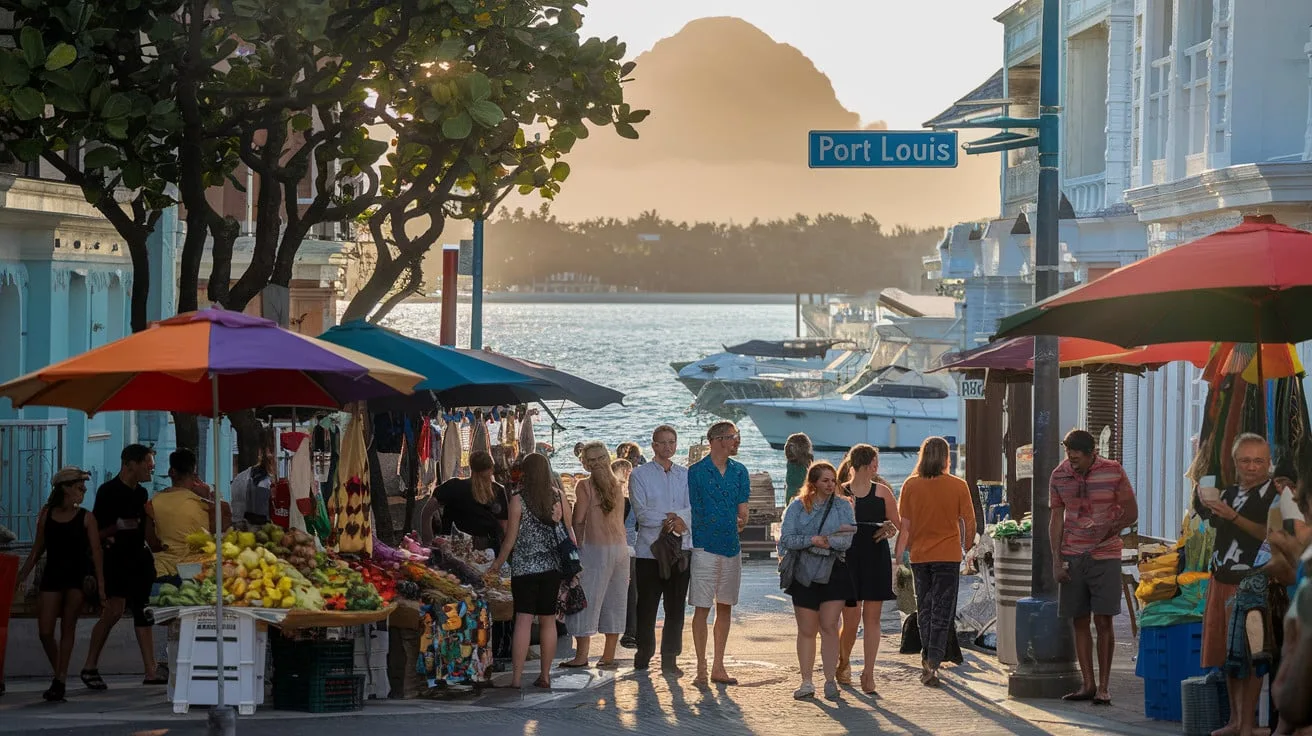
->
<box><xmin>1105</xmin><ymin>0</ymin><xmax>1137</xmax><ymax>203</ymax></box>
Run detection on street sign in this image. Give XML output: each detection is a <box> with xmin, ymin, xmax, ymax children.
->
<box><xmin>960</xmin><ymin>378</ymin><xmax>986</xmax><ymax>400</ymax></box>
<box><xmin>808</xmin><ymin>130</ymin><xmax>958</xmax><ymax>169</ymax></box>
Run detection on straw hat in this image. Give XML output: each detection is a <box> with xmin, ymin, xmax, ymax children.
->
<box><xmin>51</xmin><ymin>465</ymin><xmax>91</xmax><ymax>487</ymax></box>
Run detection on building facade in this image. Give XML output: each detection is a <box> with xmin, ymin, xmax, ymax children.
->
<box><xmin>927</xmin><ymin>0</ymin><xmax>1312</xmax><ymax>540</ymax></box>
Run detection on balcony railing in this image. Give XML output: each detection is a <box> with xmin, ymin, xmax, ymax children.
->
<box><xmin>1064</xmin><ymin>172</ymin><xmax>1106</xmax><ymax>216</ymax></box>
<box><xmin>0</xmin><ymin>419</ymin><xmax>66</xmax><ymax>544</ymax></box>
<box><xmin>1005</xmin><ymin>159</ymin><xmax>1039</xmax><ymax>209</ymax></box>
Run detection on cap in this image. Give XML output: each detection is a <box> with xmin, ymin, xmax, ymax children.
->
<box><xmin>51</xmin><ymin>466</ymin><xmax>91</xmax><ymax>487</ymax></box>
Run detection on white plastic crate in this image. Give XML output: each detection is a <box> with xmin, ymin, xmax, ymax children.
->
<box><xmin>352</xmin><ymin>624</ymin><xmax>390</xmax><ymax>670</ymax></box>
<box><xmin>169</xmin><ymin>608</ymin><xmax>268</xmax><ymax>715</ymax></box>
<box><xmin>363</xmin><ymin>664</ymin><xmax>390</xmax><ymax>700</ymax></box>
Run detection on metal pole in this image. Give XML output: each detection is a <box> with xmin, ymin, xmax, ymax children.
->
<box><xmin>1008</xmin><ymin>0</ymin><xmax>1081</xmax><ymax>699</ymax></box>
<box><xmin>208</xmin><ymin>375</ymin><xmax>237</xmax><ymax>735</ymax></box>
<box><xmin>439</xmin><ymin>244</ymin><xmax>460</xmax><ymax>346</ymax></box>
<box><xmin>795</xmin><ymin>293</ymin><xmax>802</xmax><ymax>338</ymax></box>
<box><xmin>471</xmin><ymin>218</ymin><xmax>485</xmax><ymax>350</ymax></box>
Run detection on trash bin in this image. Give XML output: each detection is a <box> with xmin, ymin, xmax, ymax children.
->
<box><xmin>994</xmin><ymin>537</ymin><xmax>1033</xmax><ymax>666</ymax></box>
<box><xmin>0</xmin><ymin>554</ymin><xmax>19</xmax><ymax>687</ymax></box>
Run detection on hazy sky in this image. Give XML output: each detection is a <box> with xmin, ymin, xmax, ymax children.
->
<box><xmin>583</xmin><ymin>0</ymin><xmax>1020</xmax><ymax>130</ymax></box>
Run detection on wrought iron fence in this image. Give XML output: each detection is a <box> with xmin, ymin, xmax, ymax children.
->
<box><xmin>0</xmin><ymin>419</ymin><xmax>67</xmax><ymax>543</ymax></box>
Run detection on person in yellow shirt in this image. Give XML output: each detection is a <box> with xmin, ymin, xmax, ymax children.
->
<box><xmin>148</xmin><ymin>449</ymin><xmax>231</xmax><ymax>580</ymax></box>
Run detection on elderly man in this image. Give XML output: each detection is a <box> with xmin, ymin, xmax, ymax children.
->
<box><xmin>1049</xmin><ymin>429</ymin><xmax>1137</xmax><ymax>706</ymax></box>
<box><xmin>628</xmin><ymin>424</ymin><xmax>692</xmax><ymax>674</ymax></box>
<box><xmin>687</xmin><ymin>420</ymin><xmax>750</xmax><ymax>688</ymax></box>
<box><xmin>1195</xmin><ymin>433</ymin><xmax>1286</xmax><ymax>736</ymax></box>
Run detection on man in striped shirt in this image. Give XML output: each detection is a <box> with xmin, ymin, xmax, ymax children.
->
<box><xmin>1049</xmin><ymin>429</ymin><xmax>1138</xmax><ymax>705</ymax></box>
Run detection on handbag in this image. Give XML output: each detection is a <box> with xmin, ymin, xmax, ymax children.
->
<box><xmin>778</xmin><ymin>496</ymin><xmax>837</xmax><ymax>589</ymax></box>
<box><xmin>557</xmin><ymin>573</ymin><xmax>588</xmax><ymax>615</ymax></box>
<box><xmin>553</xmin><ymin>491</ymin><xmax>582</xmax><ymax>578</ymax></box>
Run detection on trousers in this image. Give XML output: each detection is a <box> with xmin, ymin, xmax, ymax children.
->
<box><xmin>634</xmin><ymin>557</ymin><xmax>691</xmax><ymax>668</ymax></box>
<box><xmin>912</xmin><ymin>561</ymin><xmax>960</xmax><ymax>668</ymax></box>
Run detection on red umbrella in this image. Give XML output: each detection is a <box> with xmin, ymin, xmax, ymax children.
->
<box><xmin>933</xmin><ymin>337</ymin><xmax>1212</xmax><ymax>375</ymax></box>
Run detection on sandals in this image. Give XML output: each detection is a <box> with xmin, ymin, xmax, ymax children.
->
<box><xmin>80</xmin><ymin>670</ymin><xmax>107</xmax><ymax>691</ymax></box>
<box><xmin>557</xmin><ymin>660</ymin><xmax>589</xmax><ymax>669</ymax></box>
<box><xmin>596</xmin><ymin>660</ymin><xmax>619</xmax><ymax>670</ymax></box>
<box><xmin>1062</xmin><ymin>688</ymin><xmax>1096</xmax><ymax>702</ymax></box>
<box><xmin>142</xmin><ymin>676</ymin><xmax>168</xmax><ymax>685</ymax></box>
<box><xmin>860</xmin><ymin>671</ymin><xmax>877</xmax><ymax>695</ymax></box>
<box><xmin>42</xmin><ymin>679</ymin><xmax>66</xmax><ymax>702</ymax></box>
<box><xmin>533</xmin><ymin>677</ymin><xmax>551</xmax><ymax>689</ymax></box>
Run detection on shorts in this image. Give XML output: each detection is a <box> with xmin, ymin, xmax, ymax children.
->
<box><xmin>689</xmin><ymin>548</ymin><xmax>742</xmax><ymax>609</ymax></box>
<box><xmin>104</xmin><ymin>551</ymin><xmax>155</xmax><ymax>627</ymax></box>
<box><xmin>1057</xmin><ymin>555</ymin><xmax>1122</xmax><ymax>619</ymax></box>
<box><xmin>788</xmin><ymin>559</ymin><xmax>854</xmax><ymax>611</ymax></box>
<box><xmin>512</xmin><ymin>570</ymin><xmax>562</xmax><ymax>617</ymax></box>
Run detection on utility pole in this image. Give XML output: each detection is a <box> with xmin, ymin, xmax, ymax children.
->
<box><xmin>929</xmin><ymin>0</ymin><xmax>1080</xmax><ymax>699</ymax></box>
<box><xmin>471</xmin><ymin>217</ymin><xmax>485</xmax><ymax>350</ymax></box>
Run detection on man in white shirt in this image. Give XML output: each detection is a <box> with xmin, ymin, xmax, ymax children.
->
<box><xmin>628</xmin><ymin>424</ymin><xmax>692</xmax><ymax>675</ymax></box>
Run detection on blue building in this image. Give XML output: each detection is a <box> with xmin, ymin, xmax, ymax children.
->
<box><xmin>0</xmin><ymin>168</ymin><xmax>141</xmax><ymax>541</ymax></box>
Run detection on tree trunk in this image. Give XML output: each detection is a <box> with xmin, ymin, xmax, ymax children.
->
<box><xmin>173</xmin><ymin>412</ymin><xmax>200</xmax><ymax>456</ymax></box>
<box><xmin>363</xmin><ymin>412</ymin><xmax>396</xmax><ymax>545</ymax></box>
<box><xmin>229</xmin><ymin>410</ymin><xmax>264</xmax><ymax>474</ymax></box>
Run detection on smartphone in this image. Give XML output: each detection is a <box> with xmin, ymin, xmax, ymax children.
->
<box><xmin>1286</xmin><ymin>519</ymin><xmax>1298</xmax><ymax>535</ymax></box>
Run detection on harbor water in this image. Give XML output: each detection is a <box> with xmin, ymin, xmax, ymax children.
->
<box><xmin>381</xmin><ymin>301</ymin><xmax>918</xmax><ymax>502</ymax></box>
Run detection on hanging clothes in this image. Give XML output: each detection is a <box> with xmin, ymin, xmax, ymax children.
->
<box><xmin>517</xmin><ymin>411</ymin><xmax>535</xmax><ymax>459</ymax></box>
<box><xmin>470</xmin><ymin>412</ymin><xmax>492</xmax><ymax>456</ymax></box>
<box><xmin>440</xmin><ymin>417</ymin><xmax>462</xmax><ymax>483</ymax></box>
<box><xmin>417</xmin><ymin>419</ymin><xmax>438</xmax><ymax>496</ymax></box>
<box><xmin>333</xmin><ymin>412</ymin><xmax>373</xmax><ymax>555</ymax></box>
<box><xmin>280</xmin><ymin>431</ymin><xmax>315</xmax><ymax>533</ymax></box>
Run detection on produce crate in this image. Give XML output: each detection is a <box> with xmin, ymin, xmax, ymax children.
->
<box><xmin>273</xmin><ymin>673</ymin><xmax>365</xmax><ymax>713</ymax></box>
<box><xmin>170</xmin><ymin>608</ymin><xmax>268</xmax><ymax>715</ymax></box>
<box><xmin>1136</xmin><ymin>622</ymin><xmax>1205</xmax><ymax>721</ymax></box>
<box><xmin>271</xmin><ymin>637</ymin><xmax>355</xmax><ymax>680</ymax></box>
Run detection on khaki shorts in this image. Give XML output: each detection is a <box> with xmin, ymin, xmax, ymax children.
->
<box><xmin>689</xmin><ymin>548</ymin><xmax>742</xmax><ymax>608</ymax></box>
<box><xmin>1058</xmin><ymin>555</ymin><xmax>1122</xmax><ymax>619</ymax></box>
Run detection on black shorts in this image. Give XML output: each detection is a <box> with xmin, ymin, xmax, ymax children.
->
<box><xmin>104</xmin><ymin>551</ymin><xmax>154</xmax><ymax>626</ymax></box>
<box><xmin>512</xmin><ymin>571</ymin><xmax>562</xmax><ymax>617</ymax></box>
<box><xmin>787</xmin><ymin>559</ymin><xmax>854</xmax><ymax>612</ymax></box>
<box><xmin>1058</xmin><ymin>555</ymin><xmax>1122</xmax><ymax>619</ymax></box>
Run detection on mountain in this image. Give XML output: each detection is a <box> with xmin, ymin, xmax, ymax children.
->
<box><xmin>516</xmin><ymin>16</ymin><xmax>1000</xmax><ymax>229</ymax></box>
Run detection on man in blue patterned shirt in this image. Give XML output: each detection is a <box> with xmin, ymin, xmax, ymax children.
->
<box><xmin>687</xmin><ymin>420</ymin><xmax>750</xmax><ymax>688</ymax></box>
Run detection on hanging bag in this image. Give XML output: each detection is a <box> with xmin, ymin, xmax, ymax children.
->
<box><xmin>779</xmin><ymin>496</ymin><xmax>837</xmax><ymax>589</ymax></box>
<box><xmin>553</xmin><ymin>492</ymin><xmax>582</xmax><ymax>578</ymax></box>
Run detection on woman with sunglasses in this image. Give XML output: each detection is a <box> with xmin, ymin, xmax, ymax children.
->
<box><xmin>15</xmin><ymin>466</ymin><xmax>106</xmax><ymax>702</ymax></box>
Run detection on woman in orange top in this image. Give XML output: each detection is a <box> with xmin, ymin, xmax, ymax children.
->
<box><xmin>893</xmin><ymin>436</ymin><xmax>977</xmax><ymax>688</ymax></box>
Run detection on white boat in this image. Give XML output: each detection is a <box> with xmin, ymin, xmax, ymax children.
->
<box><xmin>727</xmin><ymin>365</ymin><xmax>961</xmax><ymax>452</ymax></box>
<box><xmin>672</xmin><ymin>339</ymin><xmax>865</xmax><ymax>417</ymax></box>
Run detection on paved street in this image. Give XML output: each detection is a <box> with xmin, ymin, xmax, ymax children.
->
<box><xmin>1</xmin><ymin>561</ymin><xmax>1171</xmax><ymax>736</ymax></box>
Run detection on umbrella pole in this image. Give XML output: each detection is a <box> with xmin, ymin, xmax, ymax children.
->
<box><xmin>208</xmin><ymin>374</ymin><xmax>235</xmax><ymax>735</ymax></box>
<box><xmin>1256</xmin><ymin>335</ymin><xmax>1267</xmax><ymax>437</ymax></box>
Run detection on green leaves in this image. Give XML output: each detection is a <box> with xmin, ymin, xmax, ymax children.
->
<box><xmin>19</xmin><ymin>26</ymin><xmax>45</xmax><ymax>70</ymax></box>
<box><xmin>0</xmin><ymin>53</ymin><xmax>31</xmax><ymax>86</ymax></box>
<box><xmin>100</xmin><ymin>92</ymin><xmax>131</xmax><ymax>119</ymax></box>
<box><xmin>45</xmin><ymin>43</ymin><xmax>77</xmax><ymax>72</ymax></box>
<box><xmin>442</xmin><ymin>111</ymin><xmax>473</xmax><ymax>140</ymax></box>
<box><xmin>467</xmin><ymin>100</ymin><xmax>504</xmax><ymax>128</ymax></box>
<box><xmin>83</xmin><ymin>146</ymin><xmax>121</xmax><ymax>170</ymax></box>
<box><xmin>10</xmin><ymin>88</ymin><xmax>45</xmax><ymax>120</ymax></box>
<box><xmin>466</xmin><ymin>72</ymin><xmax>491</xmax><ymax>101</ymax></box>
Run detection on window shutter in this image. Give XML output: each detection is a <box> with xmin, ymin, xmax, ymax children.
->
<box><xmin>1086</xmin><ymin>372</ymin><xmax>1123</xmax><ymax>463</ymax></box>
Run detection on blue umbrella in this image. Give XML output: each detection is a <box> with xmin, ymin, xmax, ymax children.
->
<box><xmin>318</xmin><ymin>321</ymin><xmax>624</xmax><ymax>410</ymax></box>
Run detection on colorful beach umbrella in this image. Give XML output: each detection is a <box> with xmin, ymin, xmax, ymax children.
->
<box><xmin>0</xmin><ymin>306</ymin><xmax>421</xmax><ymax>712</ymax></box>
<box><xmin>932</xmin><ymin>337</ymin><xmax>1213</xmax><ymax>377</ymax></box>
<box><xmin>0</xmin><ymin>308</ymin><xmax>422</xmax><ymax>414</ymax></box>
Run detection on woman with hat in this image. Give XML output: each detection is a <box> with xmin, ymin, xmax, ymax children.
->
<box><xmin>14</xmin><ymin>466</ymin><xmax>106</xmax><ymax>702</ymax></box>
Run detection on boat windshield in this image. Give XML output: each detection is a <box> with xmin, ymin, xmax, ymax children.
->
<box><xmin>853</xmin><ymin>382</ymin><xmax>950</xmax><ymax>400</ymax></box>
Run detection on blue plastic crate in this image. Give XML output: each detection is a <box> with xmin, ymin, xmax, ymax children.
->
<box><xmin>1137</xmin><ymin>622</ymin><xmax>1207</xmax><ymax>721</ymax></box>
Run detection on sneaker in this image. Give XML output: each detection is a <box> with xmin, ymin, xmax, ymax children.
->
<box><xmin>793</xmin><ymin>682</ymin><xmax>815</xmax><ymax>700</ymax></box>
<box><xmin>824</xmin><ymin>680</ymin><xmax>840</xmax><ymax>701</ymax></box>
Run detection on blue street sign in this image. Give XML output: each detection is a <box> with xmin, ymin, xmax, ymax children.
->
<box><xmin>808</xmin><ymin>130</ymin><xmax>959</xmax><ymax>169</ymax></box>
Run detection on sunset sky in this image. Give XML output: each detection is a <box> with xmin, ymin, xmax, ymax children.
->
<box><xmin>584</xmin><ymin>0</ymin><xmax>1020</xmax><ymax>129</ymax></box>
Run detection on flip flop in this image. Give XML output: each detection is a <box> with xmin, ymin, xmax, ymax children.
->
<box><xmin>711</xmin><ymin>675</ymin><xmax>739</xmax><ymax>686</ymax></box>
<box><xmin>1062</xmin><ymin>689</ymin><xmax>1096</xmax><ymax>702</ymax></box>
<box><xmin>80</xmin><ymin>670</ymin><xmax>107</xmax><ymax>691</ymax></box>
<box><xmin>596</xmin><ymin>660</ymin><xmax>619</xmax><ymax>670</ymax></box>
<box><xmin>557</xmin><ymin>661</ymin><xmax>590</xmax><ymax>669</ymax></box>
<box><xmin>533</xmin><ymin>678</ymin><xmax>551</xmax><ymax>689</ymax></box>
<box><xmin>142</xmin><ymin>676</ymin><xmax>168</xmax><ymax>685</ymax></box>
<box><xmin>692</xmin><ymin>676</ymin><xmax>710</xmax><ymax>690</ymax></box>
<box><xmin>1092</xmin><ymin>697</ymin><xmax>1112</xmax><ymax>706</ymax></box>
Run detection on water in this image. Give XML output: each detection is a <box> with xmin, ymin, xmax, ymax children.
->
<box><xmin>381</xmin><ymin>302</ymin><xmax>916</xmax><ymax>501</ymax></box>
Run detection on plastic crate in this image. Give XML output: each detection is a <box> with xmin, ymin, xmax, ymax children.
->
<box><xmin>274</xmin><ymin>673</ymin><xmax>365</xmax><ymax>713</ymax></box>
<box><xmin>1137</xmin><ymin>622</ymin><xmax>1206</xmax><ymax>721</ymax></box>
<box><xmin>1182</xmin><ymin>673</ymin><xmax>1230</xmax><ymax>736</ymax></box>
<box><xmin>271</xmin><ymin>637</ymin><xmax>355</xmax><ymax>680</ymax></box>
<box><xmin>170</xmin><ymin>608</ymin><xmax>268</xmax><ymax>715</ymax></box>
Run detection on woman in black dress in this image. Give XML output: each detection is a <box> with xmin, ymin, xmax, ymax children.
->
<box><xmin>837</xmin><ymin>445</ymin><xmax>900</xmax><ymax>694</ymax></box>
<box><xmin>15</xmin><ymin>466</ymin><xmax>105</xmax><ymax>702</ymax></box>
<box><xmin>419</xmin><ymin>450</ymin><xmax>510</xmax><ymax>550</ymax></box>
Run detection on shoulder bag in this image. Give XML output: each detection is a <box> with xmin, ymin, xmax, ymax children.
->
<box><xmin>778</xmin><ymin>496</ymin><xmax>837</xmax><ymax>589</ymax></box>
<box><xmin>553</xmin><ymin>492</ymin><xmax>583</xmax><ymax>578</ymax></box>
